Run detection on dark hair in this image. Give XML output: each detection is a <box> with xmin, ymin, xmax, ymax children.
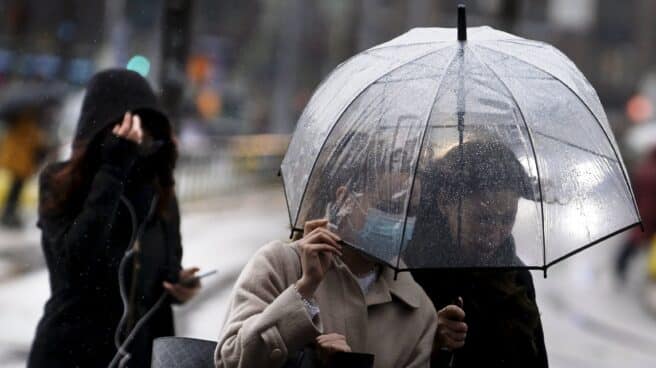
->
<box><xmin>413</xmin><ymin>139</ymin><xmax>541</xmax><ymax>350</ymax></box>
<box><xmin>432</xmin><ymin>139</ymin><xmax>534</xmax><ymax>202</ymax></box>
<box><xmin>40</xmin><ymin>127</ymin><xmax>178</xmax><ymax>219</ymax></box>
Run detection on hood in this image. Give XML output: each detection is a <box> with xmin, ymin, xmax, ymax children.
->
<box><xmin>73</xmin><ymin>69</ymin><xmax>171</xmax><ymax>148</ymax></box>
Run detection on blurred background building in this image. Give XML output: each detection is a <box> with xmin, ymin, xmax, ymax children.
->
<box><xmin>0</xmin><ymin>0</ymin><xmax>654</xmax><ymax>135</ymax></box>
<box><xmin>1</xmin><ymin>1</ymin><xmax>656</xmax><ymax>367</ymax></box>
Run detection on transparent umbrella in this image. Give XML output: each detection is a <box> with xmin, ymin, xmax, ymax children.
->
<box><xmin>280</xmin><ymin>8</ymin><xmax>641</xmax><ymax>275</ymax></box>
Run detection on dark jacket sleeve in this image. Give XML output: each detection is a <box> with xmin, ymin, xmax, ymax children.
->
<box><xmin>38</xmin><ymin>141</ymin><xmax>137</xmax><ymax>266</ymax></box>
<box><xmin>166</xmin><ymin>196</ymin><xmax>184</xmax><ymax>283</ymax></box>
<box><xmin>519</xmin><ymin>270</ymin><xmax>549</xmax><ymax>368</ymax></box>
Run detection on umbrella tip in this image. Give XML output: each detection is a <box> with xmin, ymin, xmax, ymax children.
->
<box><xmin>457</xmin><ymin>4</ymin><xmax>467</xmax><ymax>41</ymax></box>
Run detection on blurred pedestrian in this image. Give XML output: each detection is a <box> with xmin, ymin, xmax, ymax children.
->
<box><xmin>27</xmin><ymin>69</ymin><xmax>200</xmax><ymax>368</ymax></box>
<box><xmin>0</xmin><ymin>105</ymin><xmax>49</xmax><ymax>228</ymax></box>
<box><xmin>409</xmin><ymin>141</ymin><xmax>548</xmax><ymax>367</ymax></box>
<box><xmin>215</xmin><ymin>160</ymin><xmax>437</xmax><ymax>367</ymax></box>
<box><xmin>615</xmin><ymin>146</ymin><xmax>656</xmax><ymax>282</ymax></box>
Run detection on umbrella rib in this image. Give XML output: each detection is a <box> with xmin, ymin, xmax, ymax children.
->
<box><xmin>532</xmin><ymin>130</ymin><xmax>618</xmax><ymax>163</ymax></box>
<box><xmin>395</xmin><ymin>48</ymin><xmax>460</xmax><ymax>271</ymax></box>
<box><xmin>368</xmin><ymin>41</ymin><xmax>447</xmax><ymax>52</ymax></box>
<box><xmin>424</xmin><ymin>124</ymin><xmax>617</xmax><ymax>161</ymax></box>
<box><xmin>468</xmin><ymin>45</ymin><xmax>548</xmax><ymax>271</ymax></box>
<box><xmin>474</xmin><ymin>44</ymin><xmax>642</xmax><ymax>225</ymax></box>
<box><xmin>279</xmin><ymin>172</ymin><xmax>296</xmax><ymax>239</ymax></box>
<box><xmin>291</xmin><ymin>46</ymin><xmax>456</xmax><ymax>228</ymax></box>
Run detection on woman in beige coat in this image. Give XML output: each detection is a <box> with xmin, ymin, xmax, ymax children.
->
<box><xmin>215</xmin><ymin>171</ymin><xmax>438</xmax><ymax>367</ymax></box>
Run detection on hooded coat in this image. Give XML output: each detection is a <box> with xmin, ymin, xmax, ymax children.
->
<box><xmin>27</xmin><ymin>69</ymin><xmax>183</xmax><ymax>368</ymax></box>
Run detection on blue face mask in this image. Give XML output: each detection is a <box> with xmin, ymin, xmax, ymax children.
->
<box><xmin>357</xmin><ymin>207</ymin><xmax>416</xmax><ymax>262</ymax></box>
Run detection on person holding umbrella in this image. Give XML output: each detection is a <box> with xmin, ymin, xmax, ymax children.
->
<box><xmin>408</xmin><ymin>140</ymin><xmax>548</xmax><ymax>367</ymax></box>
<box><xmin>28</xmin><ymin>69</ymin><xmax>200</xmax><ymax>368</ymax></box>
<box><xmin>215</xmin><ymin>140</ymin><xmax>438</xmax><ymax>368</ymax></box>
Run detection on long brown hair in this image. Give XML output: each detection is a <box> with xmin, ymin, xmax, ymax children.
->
<box><xmin>40</xmin><ymin>127</ymin><xmax>178</xmax><ymax>220</ymax></box>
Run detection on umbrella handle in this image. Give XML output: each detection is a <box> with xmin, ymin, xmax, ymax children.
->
<box><xmin>438</xmin><ymin>347</ymin><xmax>456</xmax><ymax>367</ymax></box>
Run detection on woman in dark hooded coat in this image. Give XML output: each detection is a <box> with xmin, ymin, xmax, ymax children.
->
<box><xmin>407</xmin><ymin>140</ymin><xmax>548</xmax><ymax>367</ymax></box>
<box><xmin>28</xmin><ymin>69</ymin><xmax>200</xmax><ymax>368</ymax></box>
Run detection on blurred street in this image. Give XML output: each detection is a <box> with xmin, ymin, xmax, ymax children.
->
<box><xmin>0</xmin><ymin>186</ymin><xmax>655</xmax><ymax>367</ymax></box>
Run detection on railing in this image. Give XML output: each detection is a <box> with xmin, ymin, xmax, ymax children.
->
<box><xmin>174</xmin><ymin>134</ymin><xmax>290</xmax><ymax>202</ymax></box>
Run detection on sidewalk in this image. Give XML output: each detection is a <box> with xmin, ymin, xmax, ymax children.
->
<box><xmin>0</xmin><ymin>211</ymin><xmax>42</xmax><ymax>281</ymax></box>
<box><xmin>535</xmin><ymin>236</ymin><xmax>656</xmax><ymax>367</ymax></box>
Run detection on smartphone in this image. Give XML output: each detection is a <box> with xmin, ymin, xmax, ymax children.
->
<box><xmin>179</xmin><ymin>269</ymin><xmax>217</xmax><ymax>287</ymax></box>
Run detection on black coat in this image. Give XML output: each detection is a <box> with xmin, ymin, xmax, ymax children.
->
<box><xmin>28</xmin><ymin>69</ymin><xmax>181</xmax><ymax>368</ymax></box>
<box><xmin>411</xmin><ymin>268</ymin><xmax>548</xmax><ymax>368</ymax></box>
<box><xmin>27</xmin><ymin>161</ymin><xmax>183</xmax><ymax>368</ymax></box>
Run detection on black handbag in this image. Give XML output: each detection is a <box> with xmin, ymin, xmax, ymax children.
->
<box><xmin>284</xmin><ymin>347</ymin><xmax>375</xmax><ymax>368</ymax></box>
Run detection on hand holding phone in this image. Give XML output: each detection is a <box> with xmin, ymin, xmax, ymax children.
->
<box><xmin>163</xmin><ymin>268</ymin><xmax>216</xmax><ymax>303</ymax></box>
<box><xmin>178</xmin><ymin>269</ymin><xmax>218</xmax><ymax>288</ymax></box>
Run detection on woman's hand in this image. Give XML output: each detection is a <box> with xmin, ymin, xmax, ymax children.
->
<box><xmin>112</xmin><ymin>111</ymin><xmax>143</xmax><ymax>144</ymax></box>
<box><xmin>101</xmin><ymin>112</ymin><xmax>144</xmax><ymax>172</ymax></box>
<box><xmin>163</xmin><ymin>267</ymin><xmax>201</xmax><ymax>303</ymax></box>
<box><xmin>435</xmin><ymin>298</ymin><xmax>468</xmax><ymax>351</ymax></box>
<box><xmin>295</xmin><ymin>219</ymin><xmax>342</xmax><ymax>299</ymax></box>
<box><xmin>316</xmin><ymin>333</ymin><xmax>351</xmax><ymax>363</ymax></box>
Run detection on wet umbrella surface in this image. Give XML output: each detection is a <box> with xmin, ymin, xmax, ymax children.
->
<box><xmin>280</xmin><ymin>23</ymin><xmax>641</xmax><ymax>274</ymax></box>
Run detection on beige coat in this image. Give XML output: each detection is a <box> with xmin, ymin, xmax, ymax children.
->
<box><xmin>215</xmin><ymin>240</ymin><xmax>437</xmax><ymax>368</ymax></box>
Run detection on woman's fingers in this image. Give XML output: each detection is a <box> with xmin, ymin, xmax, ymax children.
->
<box><xmin>114</xmin><ymin>111</ymin><xmax>143</xmax><ymax>145</ymax></box>
<box><xmin>304</xmin><ymin>219</ymin><xmax>328</xmax><ymax>234</ymax></box>
<box><xmin>314</xmin><ymin>226</ymin><xmax>341</xmax><ymax>242</ymax></box>
<box><xmin>304</xmin><ymin>236</ymin><xmax>342</xmax><ymax>253</ymax></box>
<box><xmin>438</xmin><ymin>328</ymin><xmax>466</xmax><ymax>350</ymax></box>
<box><xmin>317</xmin><ymin>333</ymin><xmax>345</xmax><ymax>343</ymax></box>
<box><xmin>316</xmin><ymin>334</ymin><xmax>351</xmax><ymax>353</ymax></box>
<box><xmin>443</xmin><ymin>328</ymin><xmax>467</xmax><ymax>342</ymax></box>
<box><xmin>180</xmin><ymin>267</ymin><xmax>200</xmax><ymax>279</ymax></box>
<box><xmin>116</xmin><ymin>112</ymin><xmax>132</xmax><ymax>137</ymax></box>
<box><xmin>305</xmin><ymin>231</ymin><xmax>341</xmax><ymax>248</ymax></box>
<box><xmin>307</xmin><ymin>243</ymin><xmax>342</xmax><ymax>257</ymax></box>
<box><xmin>128</xmin><ymin>114</ymin><xmax>143</xmax><ymax>144</ymax></box>
<box><xmin>436</xmin><ymin>305</ymin><xmax>468</xmax><ymax>351</ymax></box>
<box><xmin>440</xmin><ymin>318</ymin><xmax>468</xmax><ymax>333</ymax></box>
<box><xmin>439</xmin><ymin>305</ymin><xmax>466</xmax><ymax>321</ymax></box>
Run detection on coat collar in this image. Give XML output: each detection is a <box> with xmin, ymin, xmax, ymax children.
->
<box><xmin>333</xmin><ymin>256</ymin><xmax>422</xmax><ymax>309</ymax></box>
<box><xmin>378</xmin><ymin>264</ymin><xmax>422</xmax><ymax>309</ymax></box>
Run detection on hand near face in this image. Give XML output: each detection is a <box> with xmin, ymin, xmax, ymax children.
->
<box><xmin>112</xmin><ymin>112</ymin><xmax>143</xmax><ymax>144</ymax></box>
<box><xmin>295</xmin><ymin>219</ymin><xmax>342</xmax><ymax>299</ymax></box>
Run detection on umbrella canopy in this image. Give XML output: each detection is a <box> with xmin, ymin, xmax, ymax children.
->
<box><xmin>280</xmin><ymin>21</ymin><xmax>641</xmax><ymax>273</ymax></box>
